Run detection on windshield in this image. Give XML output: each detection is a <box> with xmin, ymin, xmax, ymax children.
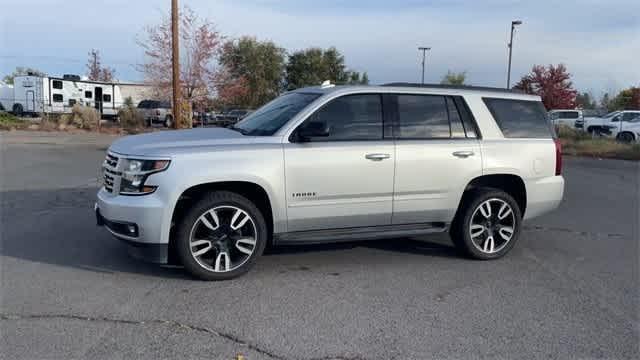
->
<box><xmin>603</xmin><ymin>111</ymin><xmax>620</xmax><ymax>118</ymax></box>
<box><xmin>233</xmin><ymin>93</ymin><xmax>320</xmax><ymax>136</ymax></box>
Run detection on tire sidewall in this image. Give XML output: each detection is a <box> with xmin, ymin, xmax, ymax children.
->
<box><xmin>458</xmin><ymin>189</ymin><xmax>523</xmax><ymax>260</ymax></box>
<box><xmin>176</xmin><ymin>191</ymin><xmax>268</xmax><ymax>280</ymax></box>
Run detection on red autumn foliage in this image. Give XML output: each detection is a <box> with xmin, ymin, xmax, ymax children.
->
<box><xmin>137</xmin><ymin>6</ymin><xmax>226</xmax><ymax>111</ymax></box>
<box><xmin>513</xmin><ymin>64</ymin><xmax>577</xmax><ymax>110</ymax></box>
<box><xmin>630</xmin><ymin>88</ymin><xmax>640</xmax><ymax>110</ymax></box>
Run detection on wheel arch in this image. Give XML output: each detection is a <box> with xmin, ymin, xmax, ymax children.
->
<box><xmin>617</xmin><ymin>131</ymin><xmax>636</xmax><ymax>142</ymax></box>
<box><xmin>168</xmin><ymin>180</ymin><xmax>275</xmax><ymax>264</ymax></box>
<box><xmin>458</xmin><ymin>174</ymin><xmax>527</xmax><ymax>217</ymax></box>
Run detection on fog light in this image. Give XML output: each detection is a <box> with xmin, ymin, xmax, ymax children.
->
<box><xmin>128</xmin><ymin>225</ymin><xmax>136</xmax><ymax>234</ymax></box>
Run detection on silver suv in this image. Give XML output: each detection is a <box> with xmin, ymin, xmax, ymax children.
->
<box><xmin>96</xmin><ymin>83</ymin><xmax>564</xmax><ymax>280</ymax></box>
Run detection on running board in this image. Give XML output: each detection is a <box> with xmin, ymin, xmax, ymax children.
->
<box><xmin>274</xmin><ymin>222</ymin><xmax>448</xmax><ymax>245</ymax></box>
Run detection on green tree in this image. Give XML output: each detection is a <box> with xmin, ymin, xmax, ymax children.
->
<box><xmin>285</xmin><ymin>47</ymin><xmax>368</xmax><ymax>90</ymax></box>
<box><xmin>3</xmin><ymin>67</ymin><xmax>45</xmax><ymax>84</ymax></box>
<box><xmin>575</xmin><ymin>92</ymin><xmax>596</xmax><ymax>109</ymax></box>
<box><xmin>610</xmin><ymin>87</ymin><xmax>640</xmax><ymax>111</ymax></box>
<box><xmin>440</xmin><ymin>71</ymin><xmax>466</xmax><ymax>85</ymax></box>
<box><xmin>218</xmin><ymin>36</ymin><xmax>286</xmax><ymax>108</ymax></box>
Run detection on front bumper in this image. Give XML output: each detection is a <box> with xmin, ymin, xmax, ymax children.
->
<box><xmin>95</xmin><ymin>187</ymin><xmax>169</xmax><ymax>263</ymax></box>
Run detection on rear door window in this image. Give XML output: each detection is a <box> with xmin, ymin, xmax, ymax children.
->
<box><xmin>394</xmin><ymin>94</ymin><xmax>478</xmax><ymax>139</ymax></box>
<box><xmin>396</xmin><ymin>94</ymin><xmax>450</xmax><ymax>138</ymax></box>
<box><xmin>483</xmin><ymin>98</ymin><xmax>552</xmax><ymax>138</ymax></box>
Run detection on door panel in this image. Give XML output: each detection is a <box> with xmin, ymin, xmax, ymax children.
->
<box><xmin>25</xmin><ymin>91</ymin><xmax>35</xmax><ymax>112</ymax></box>
<box><xmin>393</xmin><ymin>140</ymin><xmax>482</xmax><ymax>224</ymax></box>
<box><xmin>284</xmin><ymin>141</ymin><xmax>395</xmax><ymax>231</ymax></box>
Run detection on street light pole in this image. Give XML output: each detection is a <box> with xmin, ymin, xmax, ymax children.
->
<box><xmin>506</xmin><ymin>20</ymin><xmax>522</xmax><ymax>89</ymax></box>
<box><xmin>171</xmin><ymin>0</ymin><xmax>181</xmax><ymax>129</ymax></box>
<box><xmin>418</xmin><ymin>47</ymin><xmax>431</xmax><ymax>85</ymax></box>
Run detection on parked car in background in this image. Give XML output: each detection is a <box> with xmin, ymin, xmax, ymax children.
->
<box><xmin>137</xmin><ymin>100</ymin><xmax>173</xmax><ymax>127</ymax></box>
<box><xmin>215</xmin><ymin>109</ymin><xmax>252</xmax><ymax>126</ymax></box>
<box><xmin>605</xmin><ymin>111</ymin><xmax>640</xmax><ymax>142</ymax></box>
<box><xmin>192</xmin><ymin>112</ymin><xmax>217</xmax><ymax>127</ymax></box>
<box><xmin>583</xmin><ymin>111</ymin><xmax>640</xmax><ymax>136</ymax></box>
<box><xmin>548</xmin><ymin>109</ymin><xmax>583</xmax><ymax>128</ymax></box>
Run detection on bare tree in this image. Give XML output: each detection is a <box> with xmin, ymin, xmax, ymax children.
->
<box><xmin>86</xmin><ymin>49</ymin><xmax>115</xmax><ymax>82</ymax></box>
<box><xmin>137</xmin><ymin>6</ymin><xmax>223</xmax><ymax>110</ymax></box>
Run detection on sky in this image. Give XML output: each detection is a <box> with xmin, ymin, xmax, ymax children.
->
<box><xmin>1</xmin><ymin>0</ymin><xmax>638</xmax><ymax>98</ymax></box>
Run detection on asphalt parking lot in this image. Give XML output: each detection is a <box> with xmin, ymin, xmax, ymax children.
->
<box><xmin>1</xmin><ymin>131</ymin><xmax>638</xmax><ymax>360</ymax></box>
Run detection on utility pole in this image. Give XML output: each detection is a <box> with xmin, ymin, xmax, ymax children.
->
<box><xmin>418</xmin><ymin>47</ymin><xmax>431</xmax><ymax>85</ymax></box>
<box><xmin>506</xmin><ymin>20</ymin><xmax>522</xmax><ymax>89</ymax></box>
<box><xmin>171</xmin><ymin>0</ymin><xmax>181</xmax><ymax>129</ymax></box>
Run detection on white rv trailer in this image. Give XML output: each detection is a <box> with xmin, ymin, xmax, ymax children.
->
<box><xmin>8</xmin><ymin>74</ymin><xmax>151</xmax><ymax>118</ymax></box>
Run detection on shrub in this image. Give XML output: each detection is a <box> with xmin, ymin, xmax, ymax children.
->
<box><xmin>70</xmin><ymin>104</ymin><xmax>100</xmax><ymax>130</ymax></box>
<box><xmin>0</xmin><ymin>111</ymin><xmax>28</xmax><ymax>130</ymax></box>
<box><xmin>118</xmin><ymin>97</ymin><xmax>144</xmax><ymax>131</ymax></box>
<box><xmin>555</xmin><ymin>125</ymin><xmax>590</xmax><ymax>141</ymax></box>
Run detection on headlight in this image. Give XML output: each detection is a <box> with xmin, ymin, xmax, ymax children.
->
<box><xmin>120</xmin><ymin>158</ymin><xmax>170</xmax><ymax>195</ymax></box>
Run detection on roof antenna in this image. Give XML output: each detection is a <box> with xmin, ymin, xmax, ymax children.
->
<box><xmin>320</xmin><ymin>80</ymin><xmax>334</xmax><ymax>88</ymax></box>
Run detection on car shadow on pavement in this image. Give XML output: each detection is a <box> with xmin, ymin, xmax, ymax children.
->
<box><xmin>1</xmin><ymin>188</ymin><xmax>191</xmax><ymax>280</ymax></box>
<box><xmin>1</xmin><ymin>187</ymin><xmax>461</xmax><ymax>279</ymax></box>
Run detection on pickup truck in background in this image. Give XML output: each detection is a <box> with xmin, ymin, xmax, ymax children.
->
<box><xmin>583</xmin><ymin>110</ymin><xmax>640</xmax><ymax>140</ymax></box>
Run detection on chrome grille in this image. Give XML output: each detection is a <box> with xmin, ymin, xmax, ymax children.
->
<box><xmin>103</xmin><ymin>153</ymin><xmax>121</xmax><ymax>193</ymax></box>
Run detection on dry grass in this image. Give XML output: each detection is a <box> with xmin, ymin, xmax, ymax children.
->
<box><xmin>557</xmin><ymin>125</ymin><xmax>640</xmax><ymax>161</ymax></box>
<box><xmin>0</xmin><ymin>112</ymin><xmax>29</xmax><ymax>130</ymax></box>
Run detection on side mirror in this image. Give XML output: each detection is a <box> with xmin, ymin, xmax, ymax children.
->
<box><xmin>296</xmin><ymin>121</ymin><xmax>329</xmax><ymax>142</ymax></box>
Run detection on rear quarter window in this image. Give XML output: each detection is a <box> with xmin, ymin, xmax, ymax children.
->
<box><xmin>483</xmin><ymin>98</ymin><xmax>552</xmax><ymax>138</ymax></box>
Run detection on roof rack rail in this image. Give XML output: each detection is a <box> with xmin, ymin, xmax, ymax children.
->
<box><xmin>381</xmin><ymin>82</ymin><xmax>524</xmax><ymax>94</ymax></box>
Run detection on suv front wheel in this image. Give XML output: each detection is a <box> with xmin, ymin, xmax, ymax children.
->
<box><xmin>176</xmin><ymin>191</ymin><xmax>268</xmax><ymax>280</ymax></box>
<box><xmin>451</xmin><ymin>189</ymin><xmax>522</xmax><ymax>260</ymax></box>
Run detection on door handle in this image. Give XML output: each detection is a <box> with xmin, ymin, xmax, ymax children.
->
<box><xmin>452</xmin><ymin>151</ymin><xmax>475</xmax><ymax>158</ymax></box>
<box><xmin>365</xmin><ymin>153</ymin><xmax>391</xmax><ymax>161</ymax></box>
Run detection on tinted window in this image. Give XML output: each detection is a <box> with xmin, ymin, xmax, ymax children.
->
<box><xmin>454</xmin><ymin>97</ymin><xmax>478</xmax><ymax>138</ymax></box>
<box><xmin>623</xmin><ymin>112</ymin><xmax>640</xmax><ymax>122</ymax></box>
<box><xmin>52</xmin><ymin>80</ymin><xmax>63</xmax><ymax>89</ymax></box>
<box><xmin>52</xmin><ymin>94</ymin><xmax>63</xmax><ymax>102</ymax></box>
<box><xmin>447</xmin><ymin>97</ymin><xmax>466</xmax><ymax>138</ymax></box>
<box><xmin>84</xmin><ymin>91</ymin><xmax>92</xmax><ymax>99</ymax></box>
<box><xmin>483</xmin><ymin>98</ymin><xmax>552</xmax><ymax>138</ymax></box>
<box><xmin>305</xmin><ymin>94</ymin><xmax>383</xmax><ymax>141</ymax></box>
<box><xmin>559</xmin><ymin>112</ymin><xmax>579</xmax><ymax>119</ymax></box>
<box><xmin>103</xmin><ymin>94</ymin><xmax>112</xmax><ymax>103</ymax></box>
<box><xmin>397</xmin><ymin>95</ymin><xmax>450</xmax><ymax>138</ymax></box>
<box><xmin>137</xmin><ymin>100</ymin><xmax>149</xmax><ymax>109</ymax></box>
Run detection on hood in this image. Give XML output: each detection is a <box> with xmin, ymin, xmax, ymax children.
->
<box><xmin>109</xmin><ymin>128</ymin><xmax>265</xmax><ymax>157</ymax></box>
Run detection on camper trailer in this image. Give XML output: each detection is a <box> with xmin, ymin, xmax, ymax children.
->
<box><xmin>7</xmin><ymin>74</ymin><xmax>151</xmax><ymax>119</ymax></box>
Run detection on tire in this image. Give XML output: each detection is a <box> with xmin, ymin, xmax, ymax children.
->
<box><xmin>450</xmin><ymin>188</ymin><xmax>522</xmax><ymax>260</ymax></box>
<box><xmin>164</xmin><ymin>115</ymin><xmax>173</xmax><ymax>128</ymax></box>
<box><xmin>617</xmin><ymin>132</ymin><xmax>635</xmax><ymax>143</ymax></box>
<box><xmin>12</xmin><ymin>103</ymin><xmax>23</xmax><ymax>117</ymax></box>
<box><xmin>175</xmin><ymin>191</ymin><xmax>268</xmax><ymax>280</ymax></box>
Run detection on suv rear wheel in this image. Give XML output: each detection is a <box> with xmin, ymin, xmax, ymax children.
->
<box><xmin>176</xmin><ymin>191</ymin><xmax>267</xmax><ymax>280</ymax></box>
<box><xmin>451</xmin><ymin>189</ymin><xmax>522</xmax><ymax>260</ymax></box>
<box><xmin>164</xmin><ymin>115</ymin><xmax>173</xmax><ymax>128</ymax></box>
<box><xmin>617</xmin><ymin>132</ymin><xmax>635</xmax><ymax>143</ymax></box>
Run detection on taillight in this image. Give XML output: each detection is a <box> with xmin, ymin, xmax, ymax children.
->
<box><xmin>554</xmin><ymin>138</ymin><xmax>562</xmax><ymax>175</ymax></box>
